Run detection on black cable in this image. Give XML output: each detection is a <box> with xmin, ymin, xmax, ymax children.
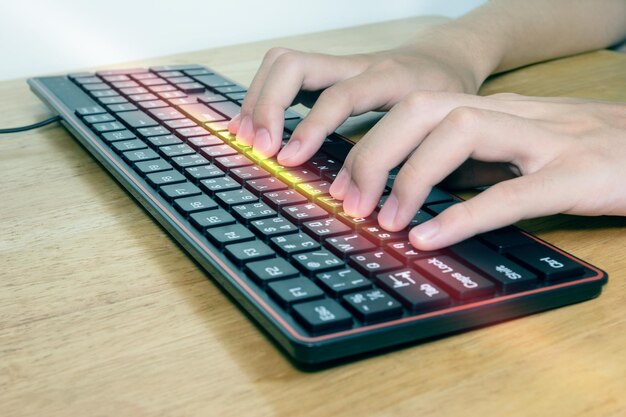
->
<box><xmin>0</xmin><ymin>115</ymin><xmax>62</xmax><ymax>134</ymax></box>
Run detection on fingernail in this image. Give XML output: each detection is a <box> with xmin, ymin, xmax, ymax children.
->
<box><xmin>411</xmin><ymin>219</ymin><xmax>440</xmax><ymax>242</ymax></box>
<box><xmin>237</xmin><ymin>116</ymin><xmax>253</xmax><ymax>145</ymax></box>
<box><xmin>329</xmin><ymin>167</ymin><xmax>350</xmax><ymax>198</ymax></box>
<box><xmin>254</xmin><ymin>128</ymin><xmax>273</xmax><ymax>156</ymax></box>
<box><xmin>378</xmin><ymin>193</ymin><xmax>398</xmax><ymax>229</ymax></box>
<box><xmin>277</xmin><ymin>139</ymin><xmax>301</xmax><ymax>163</ymax></box>
<box><xmin>343</xmin><ymin>182</ymin><xmax>361</xmax><ymax>216</ymax></box>
<box><xmin>228</xmin><ymin>113</ymin><xmax>241</xmax><ymax>133</ymax></box>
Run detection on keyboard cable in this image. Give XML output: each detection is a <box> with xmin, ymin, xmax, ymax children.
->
<box><xmin>0</xmin><ymin>115</ymin><xmax>62</xmax><ymax>134</ymax></box>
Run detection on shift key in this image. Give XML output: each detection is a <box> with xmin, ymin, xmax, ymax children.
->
<box><xmin>414</xmin><ymin>255</ymin><xmax>495</xmax><ymax>301</ymax></box>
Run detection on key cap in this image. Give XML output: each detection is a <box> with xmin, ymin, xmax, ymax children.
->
<box><xmin>263</xmin><ymin>189</ymin><xmax>308</xmax><ymax>209</ymax></box>
<box><xmin>134</xmin><ymin>159</ymin><xmax>173</xmax><ymax>175</ymax></box>
<box><xmin>376</xmin><ymin>268</ymin><xmax>450</xmax><ymax>312</ymax></box>
<box><xmin>101</xmin><ymin>130</ymin><xmax>136</xmax><ymax>143</ymax></box>
<box><xmin>270</xmin><ymin>233</ymin><xmax>320</xmax><ymax>256</ymax></box>
<box><xmin>293</xmin><ymin>249</ymin><xmax>344</xmax><ymax>276</ymax></box>
<box><xmin>93</xmin><ymin>121</ymin><xmax>125</xmax><ymax>133</ymax></box>
<box><xmin>165</xmin><ymin>118</ymin><xmax>197</xmax><ymax>129</ymax></box>
<box><xmin>120</xmin><ymin>86</ymin><xmax>148</xmax><ymax>95</ymax></box>
<box><xmin>90</xmin><ymin>90</ymin><xmax>118</xmax><ymax>98</ymax></box>
<box><xmin>507</xmin><ymin>245</ymin><xmax>584</xmax><ymax>281</ymax></box>
<box><xmin>99</xmin><ymin>96</ymin><xmax>128</xmax><ymax>105</ymax></box>
<box><xmin>316</xmin><ymin>196</ymin><xmax>344</xmax><ymax>213</ymax></box>
<box><xmin>147</xmin><ymin>134</ymin><xmax>182</xmax><ymax>147</ymax></box>
<box><xmin>200</xmin><ymin>144</ymin><xmax>238</xmax><ymax>160</ymax></box>
<box><xmin>336</xmin><ymin>212</ymin><xmax>378</xmax><ymax>230</ymax></box>
<box><xmin>148</xmin><ymin>107</ymin><xmax>185</xmax><ymax>121</ymax></box>
<box><xmin>76</xmin><ymin>106</ymin><xmax>106</xmax><ymax>116</ymax></box>
<box><xmin>225</xmin><ymin>240</ymin><xmax>275</xmax><ymax>266</ymax></box>
<box><xmin>111</xmin><ymin>139</ymin><xmax>147</xmax><ymax>153</ymax></box>
<box><xmin>277</xmin><ymin>168</ymin><xmax>320</xmax><ymax>185</ymax></box>
<box><xmin>188</xmin><ymin>135</ymin><xmax>224</xmax><ymax>149</ymax></box>
<box><xmin>306</xmin><ymin>157</ymin><xmax>342</xmax><ymax>175</ymax></box>
<box><xmin>138</xmin><ymin>99</ymin><xmax>169</xmax><ymax>110</ymax></box>
<box><xmin>231</xmin><ymin>202</ymin><xmax>276</xmax><ymax>224</ymax></box>
<box><xmin>174</xmin><ymin>194</ymin><xmax>218</xmax><ymax>215</ymax></box>
<box><xmin>189</xmin><ymin>209</ymin><xmax>236</xmax><ymax>230</ymax></box>
<box><xmin>177</xmin><ymin>82</ymin><xmax>205</xmax><ymax>94</ymax></box>
<box><xmin>209</xmin><ymin>101</ymin><xmax>241</xmax><ymax>118</ymax></box>
<box><xmin>282</xmin><ymin>202</ymin><xmax>328</xmax><ymax>224</ymax></box>
<box><xmin>205</xmin><ymin>224</ymin><xmax>255</xmax><ymax>248</ymax></box>
<box><xmin>178</xmin><ymin>103</ymin><xmax>226</xmax><ymax>123</ymax></box>
<box><xmin>413</xmin><ymin>256</ymin><xmax>495</xmax><ymax>301</ymax></box>
<box><xmin>246</xmin><ymin>258</ymin><xmax>299</xmax><ymax>284</ymax></box>
<box><xmin>449</xmin><ymin>239</ymin><xmax>538</xmax><ymax>292</ymax></box>
<box><xmin>146</xmin><ymin>170</ymin><xmax>186</xmax><ymax>187</ymax></box>
<box><xmin>425</xmin><ymin>201</ymin><xmax>458</xmax><ymax>215</ymax></box>
<box><xmin>214</xmin><ymin>85</ymin><xmax>246</xmax><ymax>94</ymax></box>
<box><xmin>292</xmin><ymin>298</ymin><xmax>353</xmax><ymax>333</ymax></box>
<box><xmin>361</xmin><ymin>225</ymin><xmax>408</xmax><ymax>245</ymax></box>
<box><xmin>424</xmin><ymin>188</ymin><xmax>454</xmax><ymax>205</ymax></box>
<box><xmin>159</xmin><ymin>182</ymin><xmax>202</xmax><ymax>200</ymax></box>
<box><xmin>171</xmin><ymin>154</ymin><xmax>210</xmax><ymax>169</ymax></box>
<box><xmin>196</xmin><ymin>92</ymin><xmax>228</xmax><ymax>104</ymax></box>
<box><xmin>315</xmin><ymin>268</ymin><xmax>371</xmax><ymax>296</ymax></box>
<box><xmin>478</xmin><ymin>227</ymin><xmax>536</xmax><ymax>253</ymax></box>
<box><xmin>184</xmin><ymin>68</ymin><xmax>212</xmax><ymax>76</ymax></box>
<box><xmin>325</xmin><ymin>234</ymin><xmax>376</xmax><ymax>257</ymax></box>
<box><xmin>116</xmin><ymin>110</ymin><xmax>159</xmax><ymax>129</ymax></box>
<box><xmin>167</xmin><ymin>76</ymin><xmax>194</xmax><ymax>84</ymax></box>
<box><xmin>123</xmin><ymin>148</ymin><xmax>159</xmax><ymax>163</ymax></box>
<box><xmin>214</xmin><ymin>154</ymin><xmax>254</xmax><ymax>171</ymax></box>
<box><xmin>194</xmin><ymin>74</ymin><xmax>235</xmax><ymax>88</ymax></box>
<box><xmin>343</xmin><ymin>289</ymin><xmax>403</xmax><ymax>322</ymax></box>
<box><xmin>268</xmin><ymin>277</ymin><xmax>324</xmax><ymax>306</ymax></box>
<box><xmin>185</xmin><ymin>164</ymin><xmax>225</xmax><ymax>181</ymax></box>
<box><xmin>296</xmin><ymin>180</ymin><xmax>331</xmax><ymax>198</ymax></box>
<box><xmin>246</xmin><ymin>177</ymin><xmax>288</xmax><ymax>196</ymax></box>
<box><xmin>137</xmin><ymin>126</ymin><xmax>170</xmax><ymax>138</ymax></box>
<box><xmin>159</xmin><ymin>144</ymin><xmax>195</xmax><ymax>158</ymax></box>
<box><xmin>349</xmin><ymin>250</ymin><xmax>403</xmax><ymax>277</ymax></box>
<box><xmin>302</xmin><ymin>218</ymin><xmax>351</xmax><ymax>240</ymax></box>
<box><xmin>176</xmin><ymin>126</ymin><xmax>210</xmax><ymax>139</ymax></box>
<box><xmin>386</xmin><ymin>240</ymin><xmax>437</xmax><ymax>263</ymax></box>
<box><xmin>250</xmin><ymin>217</ymin><xmax>298</xmax><ymax>239</ymax></box>
<box><xmin>83</xmin><ymin>113</ymin><xmax>115</xmax><ymax>124</ymax></box>
<box><xmin>230</xmin><ymin>165</ymin><xmax>271</xmax><ymax>183</ymax></box>
<box><xmin>200</xmin><ymin>177</ymin><xmax>240</xmax><ymax>195</ymax></box>
<box><xmin>215</xmin><ymin>189</ymin><xmax>258</xmax><ymax>208</ymax></box>
<box><xmin>108</xmin><ymin>103</ymin><xmax>137</xmax><ymax>112</ymax></box>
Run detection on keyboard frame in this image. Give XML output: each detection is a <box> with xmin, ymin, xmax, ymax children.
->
<box><xmin>28</xmin><ymin>71</ymin><xmax>608</xmax><ymax>365</ymax></box>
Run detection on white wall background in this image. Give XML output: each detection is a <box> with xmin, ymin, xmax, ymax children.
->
<box><xmin>0</xmin><ymin>0</ymin><xmax>486</xmax><ymax>81</ymax></box>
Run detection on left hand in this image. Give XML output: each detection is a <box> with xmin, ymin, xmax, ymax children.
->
<box><xmin>328</xmin><ymin>92</ymin><xmax>626</xmax><ymax>250</ymax></box>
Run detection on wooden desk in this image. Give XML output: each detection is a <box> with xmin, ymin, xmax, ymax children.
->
<box><xmin>1</xmin><ymin>16</ymin><xmax>625</xmax><ymax>417</ymax></box>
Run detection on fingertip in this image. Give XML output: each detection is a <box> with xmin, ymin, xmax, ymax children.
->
<box><xmin>228</xmin><ymin>113</ymin><xmax>241</xmax><ymax>134</ymax></box>
<box><xmin>236</xmin><ymin>116</ymin><xmax>254</xmax><ymax>145</ymax></box>
<box><xmin>409</xmin><ymin>218</ymin><xmax>445</xmax><ymax>250</ymax></box>
<box><xmin>253</xmin><ymin>128</ymin><xmax>279</xmax><ymax>158</ymax></box>
<box><xmin>276</xmin><ymin>139</ymin><xmax>302</xmax><ymax>166</ymax></box>
<box><xmin>329</xmin><ymin>167</ymin><xmax>350</xmax><ymax>199</ymax></box>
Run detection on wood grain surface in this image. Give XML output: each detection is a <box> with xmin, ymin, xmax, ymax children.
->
<box><xmin>1</xmin><ymin>16</ymin><xmax>625</xmax><ymax>417</ymax></box>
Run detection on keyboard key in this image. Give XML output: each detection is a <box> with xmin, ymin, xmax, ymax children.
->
<box><xmin>225</xmin><ymin>240</ymin><xmax>275</xmax><ymax>266</ymax></box>
<box><xmin>159</xmin><ymin>182</ymin><xmax>202</xmax><ymax>200</ymax></box>
<box><xmin>250</xmin><ymin>217</ymin><xmax>298</xmax><ymax>239</ymax></box>
<box><xmin>194</xmin><ymin>74</ymin><xmax>235</xmax><ymax>88</ymax></box>
<box><xmin>343</xmin><ymin>289</ymin><xmax>403</xmax><ymax>322</ymax></box>
<box><xmin>424</xmin><ymin>188</ymin><xmax>454</xmax><ymax>205</ymax></box>
<box><xmin>293</xmin><ymin>249</ymin><xmax>344</xmax><ymax>275</ymax></box>
<box><xmin>315</xmin><ymin>268</ymin><xmax>371</xmax><ymax>296</ymax></box>
<box><xmin>174</xmin><ymin>194</ymin><xmax>218</xmax><ymax>215</ymax></box>
<box><xmin>146</xmin><ymin>170</ymin><xmax>186</xmax><ymax>187</ymax></box>
<box><xmin>83</xmin><ymin>113</ymin><xmax>115</xmax><ymax>124</ymax></box>
<box><xmin>178</xmin><ymin>103</ymin><xmax>226</xmax><ymax>123</ymax></box>
<box><xmin>159</xmin><ymin>143</ymin><xmax>195</xmax><ymax>158</ymax></box>
<box><xmin>93</xmin><ymin>121</ymin><xmax>125</xmax><ymax>133</ymax></box>
<box><xmin>231</xmin><ymin>202</ymin><xmax>276</xmax><ymax>224</ymax></box>
<box><xmin>282</xmin><ymin>202</ymin><xmax>328</xmax><ymax>224</ymax></box>
<box><xmin>507</xmin><ymin>245</ymin><xmax>584</xmax><ymax>281</ymax></box>
<box><xmin>171</xmin><ymin>154</ymin><xmax>210</xmax><ymax>169</ymax></box>
<box><xmin>215</xmin><ymin>189</ymin><xmax>258</xmax><ymax>208</ymax></box>
<box><xmin>214</xmin><ymin>154</ymin><xmax>254</xmax><ymax>171</ymax></box>
<box><xmin>209</xmin><ymin>101</ymin><xmax>241</xmax><ymax>118</ymax></box>
<box><xmin>296</xmin><ymin>180</ymin><xmax>332</xmax><ymax>198</ymax></box>
<box><xmin>137</xmin><ymin>126</ymin><xmax>170</xmax><ymax>138</ymax></box>
<box><xmin>478</xmin><ymin>227</ymin><xmax>536</xmax><ymax>253</ymax></box>
<box><xmin>246</xmin><ymin>177</ymin><xmax>288</xmax><ymax>195</ymax></box>
<box><xmin>189</xmin><ymin>209</ymin><xmax>236</xmax><ymax>230</ymax></box>
<box><xmin>147</xmin><ymin>134</ymin><xmax>182</xmax><ymax>147</ymax></box>
<box><xmin>176</xmin><ymin>126</ymin><xmax>210</xmax><ymax>139</ymax></box>
<box><xmin>292</xmin><ymin>298</ymin><xmax>353</xmax><ymax>333</ymax></box>
<box><xmin>449</xmin><ymin>239</ymin><xmax>538</xmax><ymax>292</ymax></box>
<box><xmin>336</xmin><ymin>212</ymin><xmax>377</xmax><ymax>230</ymax></box>
<box><xmin>185</xmin><ymin>164</ymin><xmax>225</xmax><ymax>181</ymax></box>
<box><xmin>111</xmin><ymin>139</ymin><xmax>147</xmax><ymax>153</ymax></box>
<box><xmin>148</xmin><ymin>107</ymin><xmax>185</xmax><ymax>121</ymax></box>
<box><xmin>349</xmin><ymin>250</ymin><xmax>403</xmax><ymax>277</ymax></box>
<box><xmin>263</xmin><ymin>189</ymin><xmax>308</xmax><ymax>209</ymax></box>
<box><xmin>101</xmin><ymin>130</ymin><xmax>136</xmax><ymax>143</ymax></box>
<box><xmin>230</xmin><ymin>165</ymin><xmax>271</xmax><ymax>183</ymax></box>
<box><xmin>246</xmin><ymin>258</ymin><xmax>299</xmax><ymax>284</ymax></box>
<box><xmin>200</xmin><ymin>177</ymin><xmax>240</xmax><ymax>194</ymax></box>
<box><xmin>316</xmin><ymin>196</ymin><xmax>344</xmax><ymax>213</ymax></box>
<box><xmin>361</xmin><ymin>225</ymin><xmax>408</xmax><ymax>244</ymax></box>
<box><xmin>138</xmin><ymin>99</ymin><xmax>169</xmax><ymax>110</ymax></box>
<box><xmin>302</xmin><ymin>218</ymin><xmax>351</xmax><ymax>240</ymax></box>
<box><xmin>270</xmin><ymin>233</ymin><xmax>320</xmax><ymax>256</ymax></box>
<box><xmin>214</xmin><ymin>85</ymin><xmax>246</xmax><ymax>94</ymax></box>
<box><xmin>376</xmin><ymin>269</ymin><xmax>450</xmax><ymax>312</ymax></box>
<box><xmin>165</xmin><ymin>118</ymin><xmax>197</xmax><ymax>129</ymax></box>
<box><xmin>188</xmin><ymin>135</ymin><xmax>224</xmax><ymax>149</ymax></box>
<box><xmin>325</xmin><ymin>234</ymin><xmax>376</xmax><ymax>257</ymax></box>
<box><xmin>123</xmin><ymin>148</ymin><xmax>159</xmax><ymax>163</ymax></box>
<box><xmin>134</xmin><ymin>159</ymin><xmax>173</xmax><ymax>175</ymax></box>
<box><xmin>76</xmin><ymin>105</ymin><xmax>106</xmax><ymax>116</ymax></box>
<box><xmin>108</xmin><ymin>103</ymin><xmax>137</xmax><ymax>112</ymax></box>
<box><xmin>205</xmin><ymin>224</ymin><xmax>255</xmax><ymax>248</ymax></box>
<box><xmin>177</xmin><ymin>82</ymin><xmax>205</xmax><ymax>94</ymax></box>
<box><xmin>117</xmin><ymin>110</ymin><xmax>159</xmax><ymax>129</ymax></box>
<box><xmin>268</xmin><ymin>277</ymin><xmax>324</xmax><ymax>306</ymax></box>
<box><xmin>277</xmin><ymin>168</ymin><xmax>320</xmax><ymax>185</ymax></box>
<box><xmin>200</xmin><ymin>144</ymin><xmax>238</xmax><ymax>159</ymax></box>
<box><xmin>413</xmin><ymin>256</ymin><xmax>495</xmax><ymax>301</ymax></box>
<box><xmin>386</xmin><ymin>240</ymin><xmax>437</xmax><ymax>262</ymax></box>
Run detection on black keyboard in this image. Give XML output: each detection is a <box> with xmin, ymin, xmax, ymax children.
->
<box><xmin>28</xmin><ymin>64</ymin><xmax>608</xmax><ymax>365</ymax></box>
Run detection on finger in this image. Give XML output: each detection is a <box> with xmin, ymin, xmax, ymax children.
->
<box><xmin>248</xmin><ymin>52</ymin><xmax>366</xmax><ymax>156</ymax></box>
<box><xmin>379</xmin><ymin>108</ymin><xmax>549</xmax><ymax>231</ymax></box>
<box><xmin>277</xmin><ymin>69</ymin><xmax>404</xmax><ymax>166</ymax></box>
<box><xmin>409</xmin><ymin>168</ymin><xmax>572</xmax><ymax>250</ymax></box>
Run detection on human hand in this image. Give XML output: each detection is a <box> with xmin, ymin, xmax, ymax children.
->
<box><xmin>228</xmin><ymin>35</ymin><xmax>488</xmax><ymax>164</ymax></box>
<box><xmin>327</xmin><ymin>92</ymin><xmax>626</xmax><ymax>250</ymax></box>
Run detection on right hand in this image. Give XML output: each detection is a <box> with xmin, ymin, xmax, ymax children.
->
<box><xmin>228</xmin><ymin>39</ymin><xmax>485</xmax><ymax>166</ymax></box>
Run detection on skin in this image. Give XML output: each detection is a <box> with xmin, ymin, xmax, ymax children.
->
<box><xmin>228</xmin><ymin>0</ymin><xmax>626</xmax><ymax>250</ymax></box>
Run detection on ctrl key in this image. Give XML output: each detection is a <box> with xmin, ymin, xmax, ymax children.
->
<box><xmin>292</xmin><ymin>298</ymin><xmax>353</xmax><ymax>333</ymax></box>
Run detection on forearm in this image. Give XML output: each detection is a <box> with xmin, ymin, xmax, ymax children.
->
<box><xmin>410</xmin><ymin>0</ymin><xmax>626</xmax><ymax>86</ymax></box>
